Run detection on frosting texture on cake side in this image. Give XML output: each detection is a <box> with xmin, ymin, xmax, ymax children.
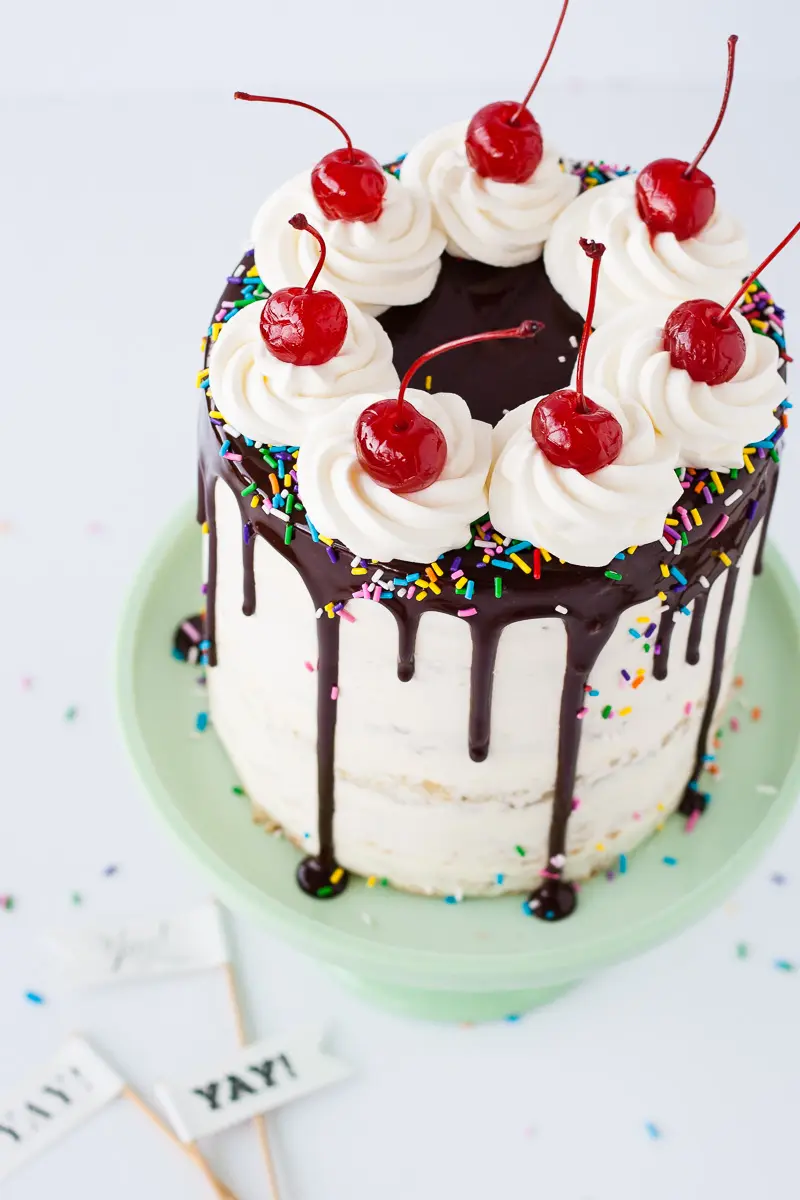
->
<box><xmin>205</xmin><ymin>474</ymin><xmax>763</xmax><ymax>896</ymax></box>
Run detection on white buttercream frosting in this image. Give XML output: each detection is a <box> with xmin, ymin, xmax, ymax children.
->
<box><xmin>581</xmin><ymin>302</ymin><xmax>786</xmax><ymax>468</ymax></box>
<box><xmin>544</xmin><ymin>174</ymin><xmax>751</xmax><ymax>326</ymax></box>
<box><xmin>207</xmin><ymin>297</ymin><xmax>399</xmax><ymax>446</ymax></box>
<box><xmin>489</xmin><ymin>397</ymin><xmax>683</xmax><ymax>567</ymax></box>
<box><xmin>252</xmin><ymin>170</ymin><xmax>445</xmax><ymax>317</ymax></box>
<box><xmin>401</xmin><ymin>121</ymin><xmax>580</xmax><ymax>268</ymax></box>
<box><xmin>297</xmin><ymin>390</ymin><xmax>492</xmax><ymax>563</ymax></box>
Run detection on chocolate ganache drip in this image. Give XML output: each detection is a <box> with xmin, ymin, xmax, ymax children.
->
<box><xmin>192</xmin><ymin>244</ymin><xmax>784</xmax><ymax>913</ymax></box>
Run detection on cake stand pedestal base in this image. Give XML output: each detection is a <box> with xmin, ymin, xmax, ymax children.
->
<box><xmin>332</xmin><ymin>971</ymin><xmax>574</xmax><ymax>1022</ymax></box>
<box><xmin>117</xmin><ymin>504</ymin><xmax>800</xmax><ymax>1022</ymax></box>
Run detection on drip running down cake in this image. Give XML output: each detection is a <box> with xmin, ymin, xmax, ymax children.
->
<box><xmin>188</xmin><ymin>20</ymin><xmax>792</xmax><ymax>920</ymax></box>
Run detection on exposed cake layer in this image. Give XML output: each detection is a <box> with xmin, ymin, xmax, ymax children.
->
<box><xmin>205</xmin><ymin>478</ymin><xmax>760</xmax><ymax>895</ymax></box>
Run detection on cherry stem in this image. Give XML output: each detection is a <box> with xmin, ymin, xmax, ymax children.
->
<box><xmin>683</xmin><ymin>34</ymin><xmax>738</xmax><ymax>179</ymax></box>
<box><xmin>288</xmin><ymin>213</ymin><xmax>327</xmax><ymax>291</ymax></box>
<box><xmin>510</xmin><ymin>0</ymin><xmax>570</xmax><ymax>125</ymax></box>
<box><xmin>233</xmin><ymin>92</ymin><xmax>355</xmax><ymax>162</ymax></box>
<box><xmin>715</xmin><ymin>218</ymin><xmax>800</xmax><ymax>325</ymax></box>
<box><xmin>395</xmin><ymin>321</ymin><xmax>544</xmax><ymax>414</ymax></box>
<box><xmin>575</xmin><ymin>238</ymin><xmax>606</xmax><ymax>413</ymax></box>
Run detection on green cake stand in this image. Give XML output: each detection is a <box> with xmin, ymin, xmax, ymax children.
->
<box><xmin>117</xmin><ymin>503</ymin><xmax>800</xmax><ymax>1022</ymax></box>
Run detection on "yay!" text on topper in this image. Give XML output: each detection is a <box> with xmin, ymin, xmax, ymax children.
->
<box><xmin>155</xmin><ymin>1027</ymin><xmax>350</xmax><ymax>1142</ymax></box>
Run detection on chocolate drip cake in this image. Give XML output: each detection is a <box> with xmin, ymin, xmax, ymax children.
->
<box><xmin>191</xmin><ymin>55</ymin><xmax>791</xmax><ymax>919</ymax></box>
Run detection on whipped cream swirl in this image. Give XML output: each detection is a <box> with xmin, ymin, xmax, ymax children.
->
<box><xmin>297</xmin><ymin>390</ymin><xmax>491</xmax><ymax>563</ymax></box>
<box><xmin>544</xmin><ymin>174</ymin><xmax>751</xmax><ymax>326</ymax></box>
<box><xmin>489</xmin><ymin>398</ymin><xmax>683</xmax><ymax>567</ymax></box>
<box><xmin>252</xmin><ymin>171</ymin><xmax>445</xmax><ymax>317</ymax></box>
<box><xmin>208</xmin><ymin>297</ymin><xmax>399</xmax><ymax>446</ymax></box>
<box><xmin>401</xmin><ymin>121</ymin><xmax>579</xmax><ymax>268</ymax></box>
<box><xmin>581</xmin><ymin>302</ymin><xmax>787</xmax><ymax>468</ymax></box>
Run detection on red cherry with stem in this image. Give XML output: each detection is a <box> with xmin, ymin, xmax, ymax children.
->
<box><xmin>259</xmin><ymin>214</ymin><xmax>348</xmax><ymax>367</ymax></box>
<box><xmin>356</xmin><ymin>321</ymin><xmax>544</xmax><ymax>494</ymax></box>
<box><xmin>234</xmin><ymin>92</ymin><xmax>386</xmax><ymax>223</ymax></box>
<box><xmin>311</xmin><ymin>148</ymin><xmax>386</xmax><ymax>225</ymax></box>
<box><xmin>635</xmin><ymin>34</ymin><xmax>738</xmax><ymax>241</ymax></box>
<box><xmin>531</xmin><ymin>239</ymin><xmax>624</xmax><ymax>475</ymax></box>
<box><xmin>465</xmin><ymin>0</ymin><xmax>570</xmax><ymax>184</ymax></box>
<box><xmin>662</xmin><ymin>301</ymin><xmax>745</xmax><ymax>386</ymax></box>
<box><xmin>664</xmin><ymin>217</ymin><xmax>800</xmax><ymax>384</ymax></box>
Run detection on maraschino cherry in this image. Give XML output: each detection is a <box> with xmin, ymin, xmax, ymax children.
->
<box><xmin>531</xmin><ymin>239</ymin><xmax>624</xmax><ymax>475</ymax></box>
<box><xmin>234</xmin><ymin>92</ymin><xmax>386</xmax><ymax>223</ymax></box>
<box><xmin>259</xmin><ymin>214</ymin><xmax>348</xmax><ymax>367</ymax></box>
<box><xmin>465</xmin><ymin>0</ymin><xmax>570</xmax><ymax>184</ymax></box>
<box><xmin>636</xmin><ymin>34</ymin><xmax>738</xmax><ymax>242</ymax></box>
<box><xmin>663</xmin><ymin>217</ymin><xmax>800</xmax><ymax>385</ymax></box>
<box><xmin>356</xmin><ymin>322</ymin><xmax>544</xmax><ymax>494</ymax></box>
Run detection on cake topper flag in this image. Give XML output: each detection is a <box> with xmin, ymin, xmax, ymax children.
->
<box><xmin>0</xmin><ymin>1037</ymin><xmax>238</xmax><ymax>1196</ymax></box>
<box><xmin>0</xmin><ymin>1037</ymin><xmax>124</xmax><ymax>1182</ymax></box>
<box><xmin>155</xmin><ymin>1028</ymin><xmax>351</xmax><ymax>1143</ymax></box>
<box><xmin>47</xmin><ymin>900</ymin><xmax>229</xmax><ymax>987</ymax></box>
<box><xmin>47</xmin><ymin>901</ymin><xmax>281</xmax><ymax>1196</ymax></box>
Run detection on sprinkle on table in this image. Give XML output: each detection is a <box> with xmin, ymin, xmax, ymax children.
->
<box><xmin>25</xmin><ymin>992</ymin><xmax>45</xmax><ymax>1005</ymax></box>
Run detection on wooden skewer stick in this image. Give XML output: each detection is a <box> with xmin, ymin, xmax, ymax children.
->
<box><xmin>222</xmin><ymin>959</ymin><xmax>282</xmax><ymax>1199</ymax></box>
<box><xmin>123</xmin><ymin>1084</ymin><xmax>239</xmax><ymax>1200</ymax></box>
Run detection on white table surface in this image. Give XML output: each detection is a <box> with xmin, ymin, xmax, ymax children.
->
<box><xmin>2</xmin><ymin>72</ymin><xmax>800</xmax><ymax>1200</ymax></box>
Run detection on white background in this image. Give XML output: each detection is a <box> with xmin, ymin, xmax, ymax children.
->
<box><xmin>2</xmin><ymin>1</ymin><xmax>800</xmax><ymax>1197</ymax></box>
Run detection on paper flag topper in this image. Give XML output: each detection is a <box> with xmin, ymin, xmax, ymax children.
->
<box><xmin>0</xmin><ymin>1037</ymin><xmax>124</xmax><ymax>1182</ymax></box>
<box><xmin>155</xmin><ymin>1027</ymin><xmax>350</xmax><ymax>1142</ymax></box>
<box><xmin>49</xmin><ymin>900</ymin><xmax>229</xmax><ymax>986</ymax></box>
